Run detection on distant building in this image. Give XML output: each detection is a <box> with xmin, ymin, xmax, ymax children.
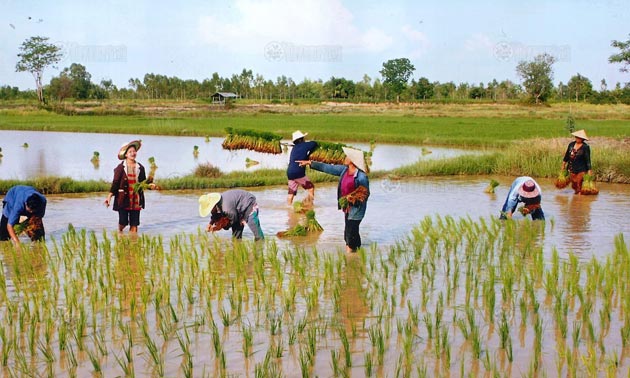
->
<box><xmin>211</xmin><ymin>92</ymin><xmax>238</xmax><ymax>104</ymax></box>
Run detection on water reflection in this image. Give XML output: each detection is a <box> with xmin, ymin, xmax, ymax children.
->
<box><xmin>0</xmin><ymin>130</ymin><xmax>479</xmax><ymax>180</ymax></box>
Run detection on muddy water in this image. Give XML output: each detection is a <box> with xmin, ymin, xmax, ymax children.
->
<box><xmin>0</xmin><ymin>130</ymin><xmax>476</xmax><ymax>180</ymax></box>
<box><xmin>40</xmin><ymin>176</ymin><xmax>629</xmax><ymax>259</ymax></box>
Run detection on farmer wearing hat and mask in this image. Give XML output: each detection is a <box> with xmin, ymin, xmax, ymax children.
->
<box><xmin>1</xmin><ymin>185</ymin><xmax>47</xmax><ymax>245</ymax></box>
<box><xmin>561</xmin><ymin>129</ymin><xmax>592</xmax><ymax>194</ymax></box>
<box><xmin>297</xmin><ymin>147</ymin><xmax>369</xmax><ymax>253</ymax></box>
<box><xmin>199</xmin><ymin>189</ymin><xmax>264</xmax><ymax>241</ymax></box>
<box><xmin>286</xmin><ymin>130</ymin><xmax>317</xmax><ymax>205</ymax></box>
<box><xmin>500</xmin><ymin>176</ymin><xmax>545</xmax><ymax>220</ymax></box>
<box><xmin>104</xmin><ymin>140</ymin><xmax>155</xmax><ymax>234</ymax></box>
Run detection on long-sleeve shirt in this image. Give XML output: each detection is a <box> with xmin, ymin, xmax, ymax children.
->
<box><xmin>503</xmin><ymin>176</ymin><xmax>541</xmax><ymax>212</ymax></box>
<box><xmin>1</xmin><ymin>185</ymin><xmax>47</xmax><ymax>225</ymax></box>
<box><xmin>563</xmin><ymin>141</ymin><xmax>591</xmax><ymax>173</ymax></box>
<box><xmin>287</xmin><ymin>141</ymin><xmax>318</xmax><ymax>179</ymax></box>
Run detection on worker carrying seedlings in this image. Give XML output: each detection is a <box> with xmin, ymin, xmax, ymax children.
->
<box><xmin>199</xmin><ymin>189</ymin><xmax>264</xmax><ymax>241</ymax></box>
<box><xmin>297</xmin><ymin>147</ymin><xmax>369</xmax><ymax>253</ymax></box>
<box><xmin>1</xmin><ymin>185</ymin><xmax>47</xmax><ymax>244</ymax></box>
<box><xmin>286</xmin><ymin>130</ymin><xmax>317</xmax><ymax>206</ymax></box>
<box><xmin>499</xmin><ymin>177</ymin><xmax>545</xmax><ymax>221</ymax></box>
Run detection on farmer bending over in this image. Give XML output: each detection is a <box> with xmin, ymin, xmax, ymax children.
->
<box><xmin>199</xmin><ymin>189</ymin><xmax>264</xmax><ymax>241</ymax></box>
<box><xmin>500</xmin><ymin>177</ymin><xmax>545</xmax><ymax>220</ymax></box>
<box><xmin>1</xmin><ymin>185</ymin><xmax>47</xmax><ymax>245</ymax></box>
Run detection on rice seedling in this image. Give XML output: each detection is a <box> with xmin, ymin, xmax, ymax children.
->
<box><xmin>364</xmin><ymin>352</ymin><xmax>373</xmax><ymax>377</ymax></box>
<box><xmin>580</xmin><ymin>174</ymin><xmax>599</xmax><ymax>195</ymax></box>
<box><xmin>483</xmin><ymin>179</ymin><xmax>499</xmax><ymax>193</ymax></box>
<box><xmin>242</xmin><ymin>323</ymin><xmax>253</xmax><ymax>357</ymax></box>
<box><xmin>222</xmin><ymin>127</ymin><xmax>282</xmax><ymax>154</ymax></box>
<box><xmin>555</xmin><ymin>169</ymin><xmax>570</xmax><ymax>189</ymax></box>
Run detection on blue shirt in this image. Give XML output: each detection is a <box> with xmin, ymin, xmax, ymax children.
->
<box><xmin>2</xmin><ymin>185</ymin><xmax>47</xmax><ymax>225</ymax></box>
<box><xmin>287</xmin><ymin>141</ymin><xmax>317</xmax><ymax>179</ymax></box>
<box><xmin>310</xmin><ymin>161</ymin><xmax>369</xmax><ymax>220</ymax></box>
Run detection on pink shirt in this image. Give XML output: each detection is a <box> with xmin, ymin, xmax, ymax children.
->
<box><xmin>340</xmin><ymin>170</ymin><xmax>356</xmax><ymax>196</ymax></box>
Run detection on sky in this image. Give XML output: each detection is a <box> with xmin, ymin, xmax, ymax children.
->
<box><xmin>1</xmin><ymin>0</ymin><xmax>628</xmax><ymax>91</ymax></box>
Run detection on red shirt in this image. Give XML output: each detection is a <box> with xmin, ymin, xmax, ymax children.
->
<box><xmin>340</xmin><ymin>170</ymin><xmax>356</xmax><ymax>196</ymax></box>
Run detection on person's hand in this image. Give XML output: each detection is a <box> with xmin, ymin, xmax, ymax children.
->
<box><xmin>296</xmin><ymin>160</ymin><xmax>311</xmax><ymax>167</ymax></box>
<box><xmin>104</xmin><ymin>198</ymin><xmax>110</xmax><ymax>208</ymax></box>
<box><xmin>149</xmin><ymin>183</ymin><xmax>156</xmax><ymax>190</ymax></box>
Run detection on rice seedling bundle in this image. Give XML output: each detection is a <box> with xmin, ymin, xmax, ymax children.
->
<box><xmin>555</xmin><ymin>169</ymin><xmax>570</xmax><ymax>189</ymax></box>
<box><xmin>277</xmin><ymin>210</ymin><xmax>323</xmax><ymax>237</ymax></box>
<box><xmin>338</xmin><ymin>186</ymin><xmax>369</xmax><ymax>209</ymax></box>
<box><xmin>276</xmin><ymin>224</ymin><xmax>307</xmax><ymax>238</ymax></box>
<box><xmin>484</xmin><ymin>179</ymin><xmax>499</xmax><ymax>193</ymax></box>
<box><xmin>293</xmin><ymin>201</ymin><xmax>303</xmax><ymax>213</ymax></box>
<box><xmin>309</xmin><ymin>141</ymin><xmax>348</xmax><ymax>164</ymax></box>
<box><xmin>580</xmin><ymin>174</ymin><xmax>599</xmax><ymax>195</ymax></box>
<box><xmin>222</xmin><ymin>127</ymin><xmax>282</xmax><ymax>154</ymax></box>
<box><xmin>305</xmin><ymin>210</ymin><xmax>323</xmax><ymax>232</ymax></box>
<box><xmin>208</xmin><ymin>214</ymin><xmax>231</xmax><ymax>232</ymax></box>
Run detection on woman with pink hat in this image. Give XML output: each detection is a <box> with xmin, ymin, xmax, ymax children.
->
<box><xmin>104</xmin><ymin>140</ymin><xmax>155</xmax><ymax>234</ymax></box>
<box><xmin>499</xmin><ymin>176</ymin><xmax>545</xmax><ymax>220</ymax></box>
<box><xmin>561</xmin><ymin>129</ymin><xmax>592</xmax><ymax>194</ymax></box>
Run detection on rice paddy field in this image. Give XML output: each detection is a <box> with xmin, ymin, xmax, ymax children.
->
<box><xmin>1</xmin><ymin>101</ymin><xmax>630</xmax><ymax>377</ymax></box>
<box><xmin>1</xmin><ymin>217</ymin><xmax>630</xmax><ymax>377</ymax></box>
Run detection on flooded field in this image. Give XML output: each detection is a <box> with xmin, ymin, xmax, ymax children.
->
<box><xmin>2</xmin><ymin>143</ymin><xmax>630</xmax><ymax>376</ymax></box>
<box><xmin>40</xmin><ymin>176</ymin><xmax>628</xmax><ymax>259</ymax></box>
<box><xmin>0</xmin><ymin>130</ymin><xmax>478</xmax><ymax>180</ymax></box>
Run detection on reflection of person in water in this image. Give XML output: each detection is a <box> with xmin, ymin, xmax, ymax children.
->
<box><xmin>557</xmin><ymin>194</ymin><xmax>594</xmax><ymax>249</ymax></box>
<box><xmin>339</xmin><ymin>255</ymin><xmax>369</xmax><ymax>335</ymax></box>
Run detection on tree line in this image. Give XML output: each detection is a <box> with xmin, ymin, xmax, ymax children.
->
<box><xmin>6</xmin><ymin>35</ymin><xmax>630</xmax><ymax>105</ymax></box>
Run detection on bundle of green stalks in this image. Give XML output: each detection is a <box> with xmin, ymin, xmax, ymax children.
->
<box><xmin>310</xmin><ymin>141</ymin><xmax>348</xmax><ymax>164</ymax></box>
<box><xmin>222</xmin><ymin>127</ymin><xmax>282</xmax><ymax>154</ymax></box>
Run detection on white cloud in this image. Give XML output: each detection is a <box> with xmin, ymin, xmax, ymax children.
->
<box><xmin>464</xmin><ymin>33</ymin><xmax>494</xmax><ymax>53</ymax></box>
<box><xmin>197</xmin><ymin>0</ymin><xmax>393</xmax><ymax>53</ymax></box>
<box><xmin>401</xmin><ymin>25</ymin><xmax>430</xmax><ymax>58</ymax></box>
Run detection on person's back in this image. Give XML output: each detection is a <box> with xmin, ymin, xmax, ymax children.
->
<box><xmin>287</xmin><ymin>140</ymin><xmax>317</xmax><ymax>179</ymax></box>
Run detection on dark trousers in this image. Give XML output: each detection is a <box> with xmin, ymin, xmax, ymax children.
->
<box><xmin>344</xmin><ymin>213</ymin><xmax>362</xmax><ymax>251</ymax></box>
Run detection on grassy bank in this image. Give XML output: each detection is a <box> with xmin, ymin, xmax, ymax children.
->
<box><xmin>2</xmin><ymin>105</ymin><xmax>630</xmax><ymax>148</ymax></box>
<box><xmin>393</xmin><ymin>138</ymin><xmax>630</xmax><ymax>183</ymax></box>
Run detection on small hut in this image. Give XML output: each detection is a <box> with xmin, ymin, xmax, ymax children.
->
<box><xmin>211</xmin><ymin>92</ymin><xmax>238</xmax><ymax>104</ymax></box>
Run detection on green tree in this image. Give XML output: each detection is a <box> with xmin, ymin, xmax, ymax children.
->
<box><xmin>411</xmin><ymin>77</ymin><xmax>434</xmax><ymax>100</ymax></box>
<box><xmin>15</xmin><ymin>36</ymin><xmax>63</xmax><ymax>103</ymax></box>
<box><xmin>566</xmin><ymin>73</ymin><xmax>593</xmax><ymax>102</ymax></box>
<box><xmin>609</xmin><ymin>34</ymin><xmax>630</xmax><ymax>73</ymax></box>
<box><xmin>379</xmin><ymin>58</ymin><xmax>415</xmax><ymax>102</ymax></box>
<box><xmin>516</xmin><ymin>53</ymin><xmax>556</xmax><ymax>104</ymax></box>
<box><xmin>62</xmin><ymin>63</ymin><xmax>92</xmax><ymax>99</ymax></box>
<box><xmin>48</xmin><ymin>74</ymin><xmax>73</xmax><ymax>101</ymax></box>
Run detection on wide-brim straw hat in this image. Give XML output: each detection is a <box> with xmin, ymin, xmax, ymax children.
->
<box><xmin>117</xmin><ymin>140</ymin><xmax>142</xmax><ymax>160</ymax></box>
<box><xmin>518</xmin><ymin>180</ymin><xmax>540</xmax><ymax>199</ymax></box>
<box><xmin>292</xmin><ymin>130</ymin><xmax>308</xmax><ymax>142</ymax></box>
<box><xmin>198</xmin><ymin>193</ymin><xmax>221</xmax><ymax>217</ymax></box>
<box><xmin>571</xmin><ymin>129</ymin><xmax>589</xmax><ymax>141</ymax></box>
<box><xmin>342</xmin><ymin>147</ymin><xmax>367</xmax><ymax>173</ymax></box>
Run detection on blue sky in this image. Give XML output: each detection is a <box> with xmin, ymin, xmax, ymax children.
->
<box><xmin>1</xmin><ymin>0</ymin><xmax>628</xmax><ymax>91</ymax></box>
